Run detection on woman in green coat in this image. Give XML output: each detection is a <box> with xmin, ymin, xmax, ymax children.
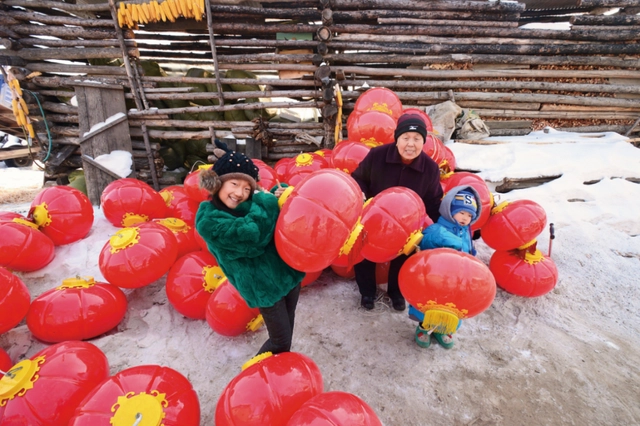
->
<box><xmin>195</xmin><ymin>142</ymin><xmax>304</xmax><ymax>359</ymax></box>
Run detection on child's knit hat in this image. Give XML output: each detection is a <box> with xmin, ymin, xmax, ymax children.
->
<box><xmin>450</xmin><ymin>189</ymin><xmax>478</xmax><ymax>220</ymax></box>
<box><xmin>199</xmin><ymin>139</ymin><xmax>260</xmax><ymax>196</ymax></box>
<box><xmin>394</xmin><ymin>113</ymin><xmax>427</xmax><ymax>142</ymax></box>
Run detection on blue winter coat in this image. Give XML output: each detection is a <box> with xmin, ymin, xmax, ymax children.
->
<box><xmin>418</xmin><ymin>185</ymin><xmax>482</xmax><ymax>256</ymax></box>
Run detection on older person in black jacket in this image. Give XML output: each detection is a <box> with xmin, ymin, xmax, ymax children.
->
<box><xmin>351</xmin><ymin>113</ymin><xmax>443</xmax><ymax>311</ymax></box>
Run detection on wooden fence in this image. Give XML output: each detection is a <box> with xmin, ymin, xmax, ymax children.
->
<box><xmin>1</xmin><ymin>0</ymin><xmax>639</xmax><ymax>186</ymax></box>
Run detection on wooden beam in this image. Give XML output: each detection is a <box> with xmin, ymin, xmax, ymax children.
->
<box><xmin>77</xmin><ymin>113</ymin><xmax>128</xmax><ymax>145</ymax></box>
<box><xmin>0</xmin><ymin>146</ymin><xmax>41</xmax><ymax>162</ymax></box>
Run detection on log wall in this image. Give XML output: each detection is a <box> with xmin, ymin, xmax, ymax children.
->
<box><xmin>1</xmin><ymin>0</ymin><xmax>639</xmax><ymax>182</ymax></box>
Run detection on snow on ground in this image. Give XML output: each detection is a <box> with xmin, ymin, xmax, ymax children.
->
<box><xmin>1</xmin><ymin>129</ymin><xmax>639</xmax><ymax>425</ymax></box>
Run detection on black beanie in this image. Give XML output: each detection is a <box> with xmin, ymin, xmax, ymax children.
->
<box><xmin>199</xmin><ymin>139</ymin><xmax>260</xmax><ymax>195</ymax></box>
<box><xmin>394</xmin><ymin>113</ymin><xmax>427</xmax><ymax>142</ymax></box>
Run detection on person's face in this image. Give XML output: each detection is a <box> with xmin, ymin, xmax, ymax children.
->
<box><xmin>218</xmin><ymin>178</ymin><xmax>252</xmax><ymax>209</ymax></box>
<box><xmin>453</xmin><ymin>210</ymin><xmax>473</xmax><ymax>227</ymax></box>
<box><xmin>396</xmin><ymin>131</ymin><xmax>424</xmax><ymax>161</ymax></box>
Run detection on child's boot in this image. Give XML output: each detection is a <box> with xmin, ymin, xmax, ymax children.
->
<box><xmin>433</xmin><ymin>332</ymin><xmax>454</xmax><ymax>349</ymax></box>
<box><xmin>414</xmin><ymin>325</ymin><xmax>432</xmax><ymax>348</ymax></box>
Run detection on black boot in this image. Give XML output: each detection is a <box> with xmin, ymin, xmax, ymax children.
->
<box><xmin>361</xmin><ymin>296</ymin><xmax>375</xmax><ymax>310</ymax></box>
<box><xmin>391</xmin><ymin>296</ymin><xmax>406</xmax><ymax>311</ymax></box>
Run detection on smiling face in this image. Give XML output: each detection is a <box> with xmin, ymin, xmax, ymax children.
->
<box><xmin>396</xmin><ymin>131</ymin><xmax>425</xmax><ymax>162</ymax></box>
<box><xmin>453</xmin><ymin>210</ymin><xmax>473</xmax><ymax>227</ymax></box>
<box><xmin>217</xmin><ymin>178</ymin><xmax>253</xmax><ymax>209</ymax></box>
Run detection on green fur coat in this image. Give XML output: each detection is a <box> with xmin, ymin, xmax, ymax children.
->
<box><xmin>195</xmin><ymin>191</ymin><xmax>304</xmax><ymax>308</ymax></box>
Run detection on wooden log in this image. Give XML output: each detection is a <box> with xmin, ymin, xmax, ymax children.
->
<box><xmin>571</xmin><ymin>25</ymin><xmax>640</xmax><ymax>32</ymax></box>
<box><xmin>331</xmin><ymin>33</ymin><xmax>590</xmax><ymax>45</ymax></box>
<box><xmin>134</xmin><ymin>35</ymin><xmax>318</xmax><ymax>49</ymax></box>
<box><xmin>335</xmin><ymin>79</ymin><xmax>640</xmax><ymax>95</ymax></box>
<box><xmin>131</xmin><ymin>141</ymin><xmax>161</xmax><ymax>151</ymax></box>
<box><xmin>495</xmin><ymin>175</ymin><xmax>563</xmax><ymax>193</ymax></box>
<box><xmin>142</xmin><ymin>52</ymin><xmax>318</xmax><ymax>64</ymax></box>
<box><xmin>128</xmin><ymin>100</ymin><xmax>323</xmax><ymax>118</ymax></box>
<box><xmin>332</xmin><ymin>9</ymin><xmax>521</xmax><ymax>22</ymax></box>
<box><xmin>0</xmin><ymin>38</ymin><xmax>16</xmax><ymax>50</ymax></box>
<box><xmin>377</xmin><ymin>17</ymin><xmax>519</xmax><ymax>28</ymax></box>
<box><xmin>317</xmin><ymin>26</ymin><xmax>333</xmax><ymax>42</ymax></box>
<box><xmin>485</xmin><ymin>120</ymin><xmax>533</xmax><ymax>130</ymax></box>
<box><xmin>39</xmin><ymin>136</ymin><xmax>79</xmax><ymax>145</ymax></box>
<box><xmin>130</xmin><ymin>118</ymin><xmax>323</xmax><ymax>129</ymax></box>
<box><xmin>540</xmin><ymin>104</ymin><xmax>640</xmax><ymax>112</ymax></box>
<box><xmin>352</xmin><ymin>91</ymin><xmax>640</xmax><ymax>108</ymax></box>
<box><xmin>40</xmin><ymin>101</ymin><xmax>78</xmax><ymax>115</ymax></box>
<box><xmin>18</xmin><ymin>38</ymin><xmax>135</xmax><ymax>48</ymax></box>
<box><xmin>34</xmin><ymin>89</ymin><xmax>75</xmax><ymax>99</ymax></box>
<box><xmin>328</xmin><ymin>23</ymin><xmax>640</xmax><ymax>42</ymax></box>
<box><xmin>26</xmin><ymin>62</ymin><xmax>128</xmax><ymax>75</ymax></box>
<box><xmin>0</xmin><ymin>27</ymin><xmax>20</xmax><ymax>40</ymax></box>
<box><xmin>32</xmin><ymin>76</ymin><xmax>134</xmax><ymax>88</ymax></box>
<box><xmin>208</xmin><ymin>4</ymin><xmax>322</xmax><ymax>19</ymax></box>
<box><xmin>330</xmin><ymin>66</ymin><xmax>640</xmax><ymax>80</ymax></box>
<box><xmin>0</xmin><ymin>16</ymin><xmax>20</xmax><ymax>26</ymax></box>
<box><xmin>7</xmin><ymin>10</ymin><xmax>114</xmax><ymax>27</ymax></box>
<box><xmin>322</xmin><ymin>8</ymin><xmax>334</xmax><ymax>26</ymax></box>
<box><xmin>137</xmin><ymin>41</ymin><xmax>317</xmax><ymax>53</ymax></box>
<box><xmin>450</xmin><ymin>92</ymin><xmax>640</xmax><ymax>108</ymax></box>
<box><xmin>487</xmin><ymin>128</ymin><xmax>532</xmax><ymax>136</ymax></box>
<box><xmin>46</xmin><ymin>126</ymin><xmax>80</xmax><ymax>137</ymax></box>
<box><xmin>130</xmin><ymin>119</ymin><xmax>244</xmax><ymax>129</ymax></box>
<box><xmin>40</xmin><ymin>114</ymin><xmax>79</xmax><ymax>124</ymax></box>
<box><xmin>189</xmin><ymin>22</ymin><xmax>320</xmax><ymax>34</ymax></box>
<box><xmin>331</xmin><ymin>0</ymin><xmax>525</xmax><ymax>13</ymax></box>
<box><xmin>621</xmin><ymin>6</ymin><xmax>640</xmax><ymax>14</ymax></box>
<box><xmin>4</xmin><ymin>0</ymin><xmax>110</xmax><ymax>12</ymax></box>
<box><xmin>577</xmin><ymin>0</ymin><xmax>640</xmax><ymax>7</ymax></box>
<box><xmin>130</xmin><ymin>127</ymin><xmax>240</xmax><ymax>140</ymax></box>
<box><xmin>470</xmin><ymin>109</ymin><xmax>640</xmax><ymax>119</ymax></box>
<box><xmin>138</xmin><ymin>6</ymin><xmax>522</xmax><ymax>23</ymax></box>
<box><xmin>456</xmin><ymin>101</ymin><xmax>541</xmax><ymax>110</ymax></box>
<box><xmin>131</xmin><ymin>149</ymin><xmax>160</xmax><ymax>159</ymax></box>
<box><xmin>11</xmin><ymin>25</ymin><xmax>117</xmax><ymax>40</ymax></box>
<box><xmin>4</xmin><ymin>47</ymin><xmax>137</xmax><ymax>61</ymax></box>
<box><xmin>136</xmin><ymin>89</ymin><xmax>321</xmax><ymax>103</ymax></box>
<box><xmin>323</xmin><ymin>42</ymin><xmax>640</xmax><ymax>58</ymax></box>
<box><xmin>556</xmin><ymin>124</ymin><xmax>639</xmax><ymax>134</ymax></box>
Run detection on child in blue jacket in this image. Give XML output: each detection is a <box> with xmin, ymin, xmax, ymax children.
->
<box><xmin>408</xmin><ymin>185</ymin><xmax>481</xmax><ymax>349</ymax></box>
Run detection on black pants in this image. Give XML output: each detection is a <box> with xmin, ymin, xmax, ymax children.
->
<box><xmin>257</xmin><ymin>283</ymin><xmax>301</xmax><ymax>355</ymax></box>
<box><xmin>354</xmin><ymin>255</ymin><xmax>408</xmax><ymax>300</ymax></box>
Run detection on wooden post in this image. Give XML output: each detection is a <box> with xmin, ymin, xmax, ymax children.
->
<box><xmin>107</xmin><ymin>0</ymin><xmax>159</xmax><ymax>190</ymax></box>
<box><xmin>74</xmin><ymin>84</ymin><xmax>134</xmax><ymax>205</ymax></box>
<box><xmin>205</xmin><ymin>0</ymin><xmax>226</xmax><ymax>106</ymax></box>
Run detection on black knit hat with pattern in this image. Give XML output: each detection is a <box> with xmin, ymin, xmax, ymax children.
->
<box><xmin>199</xmin><ymin>139</ymin><xmax>260</xmax><ymax>196</ymax></box>
<box><xmin>394</xmin><ymin>113</ymin><xmax>428</xmax><ymax>142</ymax></box>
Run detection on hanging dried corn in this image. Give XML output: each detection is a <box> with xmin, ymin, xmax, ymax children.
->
<box><xmin>6</xmin><ymin>74</ymin><xmax>35</xmax><ymax>139</ymax></box>
<box><xmin>117</xmin><ymin>0</ymin><xmax>205</xmax><ymax>28</ymax></box>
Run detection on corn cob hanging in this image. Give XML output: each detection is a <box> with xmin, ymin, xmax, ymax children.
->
<box><xmin>7</xmin><ymin>75</ymin><xmax>35</xmax><ymax>139</ymax></box>
<box><xmin>117</xmin><ymin>0</ymin><xmax>205</xmax><ymax>28</ymax></box>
